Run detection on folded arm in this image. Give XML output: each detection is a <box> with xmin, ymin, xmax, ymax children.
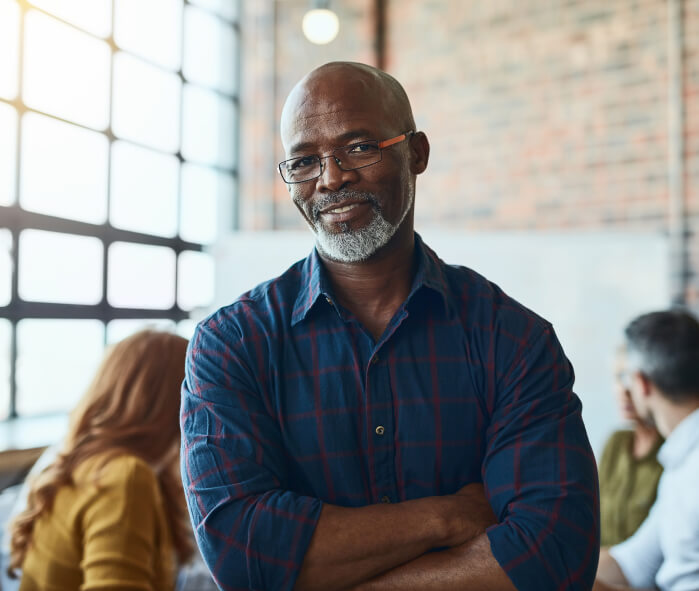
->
<box><xmin>294</xmin><ymin>483</ymin><xmax>496</xmax><ymax>591</ymax></box>
<box><xmin>351</xmin><ymin>322</ymin><xmax>600</xmax><ymax>591</ymax></box>
<box><xmin>350</xmin><ymin>533</ymin><xmax>515</xmax><ymax>591</ymax></box>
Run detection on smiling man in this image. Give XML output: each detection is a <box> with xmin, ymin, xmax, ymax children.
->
<box><xmin>181</xmin><ymin>62</ymin><xmax>599</xmax><ymax>591</ymax></box>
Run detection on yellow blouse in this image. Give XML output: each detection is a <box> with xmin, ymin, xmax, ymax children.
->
<box><xmin>19</xmin><ymin>454</ymin><xmax>176</xmax><ymax>591</ymax></box>
<box><xmin>598</xmin><ymin>429</ymin><xmax>663</xmax><ymax>547</ymax></box>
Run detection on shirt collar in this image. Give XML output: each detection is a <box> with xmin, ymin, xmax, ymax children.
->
<box><xmin>291</xmin><ymin>233</ymin><xmax>453</xmax><ymax>326</ymax></box>
<box><xmin>657</xmin><ymin>407</ymin><xmax>699</xmax><ymax>470</ymax></box>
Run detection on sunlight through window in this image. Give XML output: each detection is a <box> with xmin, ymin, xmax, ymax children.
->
<box><xmin>23</xmin><ymin>10</ymin><xmax>110</xmax><ymax>129</ymax></box>
<box><xmin>0</xmin><ymin>0</ymin><xmax>20</xmax><ymax>100</ymax></box>
<box><xmin>1</xmin><ymin>0</ymin><xmax>238</xmax><ymax>421</ymax></box>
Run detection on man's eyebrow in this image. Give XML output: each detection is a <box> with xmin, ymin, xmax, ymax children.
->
<box><xmin>288</xmin><ymin>129</ymin><xmax>376</xmax><ymax>155</ymax></box>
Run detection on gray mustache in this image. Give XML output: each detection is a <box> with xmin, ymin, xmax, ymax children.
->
<box><xmin>311</xmin><ymin>191</ymin><xmax>379</xmax><ymax>220</ymax></box>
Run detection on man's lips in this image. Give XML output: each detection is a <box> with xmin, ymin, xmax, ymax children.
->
<box><xmin>317</xmin><ymin>200</ymin><xmax>371</xmax><ymax>222</ymax></box>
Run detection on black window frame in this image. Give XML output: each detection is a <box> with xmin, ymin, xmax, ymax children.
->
<box><xmin>0</xmin><ymin>0</ymin><xmax>241</xmax><ymax>421</ymax></box>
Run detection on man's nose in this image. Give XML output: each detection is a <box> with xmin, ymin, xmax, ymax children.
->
<box><xmin>316</xmin><ymin>155</ymin><xmax>356</xmax><ymax>191</ymax></box>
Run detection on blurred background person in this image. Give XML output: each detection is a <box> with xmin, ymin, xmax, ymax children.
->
<box><xmin>594</xmin><ymin>309</ymin><xmax>699</xmax><ymax>591</ymax></box>
<box><xmin>7</xmin><ymin>330</ymin><xmax>194</xmax><ymax>591</ymax></box>
<box><xmin>598</xmin><ymin>344</ymin><xmax>663</xmax><ymax>546</ymax></box>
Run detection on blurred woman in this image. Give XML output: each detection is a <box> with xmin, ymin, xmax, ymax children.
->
<box><xmin>598</xmin><ymin>345</ymin><xmax>663</xmax><ymax>546</ymax></box>
<box><xmin>8</xmin><ymin>330</ymin><xmax>194</xmax><ymax>591</ymax></box>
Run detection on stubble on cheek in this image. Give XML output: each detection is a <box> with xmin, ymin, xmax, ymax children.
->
<box><xmin>291</xmin><ymin>193</ymin><xmax>316</xmax><ymax>230</ymax></box>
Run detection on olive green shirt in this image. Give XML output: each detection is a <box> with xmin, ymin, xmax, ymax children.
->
<box><xmin>598</xmin><ymin>429</ymin><xmax>663</xmax><ymax>547</ymax></box>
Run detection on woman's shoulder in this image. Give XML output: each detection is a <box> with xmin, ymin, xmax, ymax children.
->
<box><xmin>75</xmin><ymin>453</ymin><xmax>159</xmax><ymax>492</ymax></box>
<box><xmin>605</xmin><ymin>429</ymin><xmax>634</xmax><ymax>447</ymax></box>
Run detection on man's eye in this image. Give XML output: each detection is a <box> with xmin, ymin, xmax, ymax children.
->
<box><xmin>348</xmin><ymin>143</ymin><xmax>378</xmax><ymax>154</ymax></box>
<box><xmin>290</xmin><ymin>156</ymin><xmax>316</xmax><ymax>170</ymax></box>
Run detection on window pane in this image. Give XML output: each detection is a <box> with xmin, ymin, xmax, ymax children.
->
<box><xmin>177</xmin><ymin>318</ymin><xmax>197</xmax><ymax>340</ymax></box>
<box><xmin>182</xmin><ymin>84</ymin><xmax>236</xmax><ymax>168</ymax></box>
<box><xmin>112</xmin><ymin>52</ymin><xmax>181</xmax><ymax>153</ymax></box>
<box><xmin>0</xmin><ymin>319</ymin><xmax>11</xmax><ymax>420</ymax></box>
<box><xmin>16</xmin><ymin>319</ymin><xmax>104</xmax><ymax>416</ymax></box>
<box><xmin>23</xmin><ymin>11</ymin><xmax>111</xmax><ymax>129</ymax></box>
<box><xmin>108</xmin><ymin>242</ymin><xmax>176</xmax><ymax>309</ymax></box>
<box><xmin>29</xmin><ymin>0</ymin><xmax>111</xmax><ymax>37</ymax></box>
<box><xmin>0</xmin><ymin>229</ymin><xmax>11</xmax><ymax>306</ymax></box>
<box><xmin>177</xmin><ymin>250</ymin><xmax>214</xmax><ymax>311</ymax></box>
<box><xmin>180</xmin><ymin>163</ymin><xmax>234</xmax><ymax>244</ymax></box>
<box><xmin>189</xmin><ymin>0</ymin><xmax>238</xmax><ymax>23</ymax></box>
<box><xmin>111</xmin><ymin>141</ymin><xmax>178</xmax><ymax>236</ymax></box>
<box><xmin>106</xmin><ymin>319</ymin><xmax>176</xmax><ymax>344</ymax></box>
<box><xmin>18</xmin><ymin>230</ymin><xmax>103</xmax><ymax>304</ymax></box>
<box><xmin>183</xmin><ymin>5</ymin><xmax>237</xmax><ymax>95</ymax></box>
<box><xmin>20</xmin><ymin>112</ymin><xmax>108</xmax><ymax>223</ymax></box>
<box><xmin>0</xmin><ymin>0</ymin><xmax>20</xmax><ymax>100</ymax></box>
<box><xmin>0</xmin><ymin>102</ymin><xmax>17</xmax><ymax>206</ymax></box>
<box><xmin>114</xmin><ymin>0</ymin><xmax>182</xmax><ymax>71</ymax></box>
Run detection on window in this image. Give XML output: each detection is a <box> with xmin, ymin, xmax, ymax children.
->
<box><xmin>0</xmin><ymin>0</ymin><xmax>239</xmax><ymax>420</ymax></box>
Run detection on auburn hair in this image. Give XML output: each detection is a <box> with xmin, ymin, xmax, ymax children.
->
<box><xmin>8</xmin><ymin>329</ymin><xmax>194</xmax><ymax>577</ymax></box>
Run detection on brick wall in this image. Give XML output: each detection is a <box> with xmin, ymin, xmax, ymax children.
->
<box><xmin>239</xmin><ymin>0</ymin><xmax>699</xmax><ymax>311</ymax></box>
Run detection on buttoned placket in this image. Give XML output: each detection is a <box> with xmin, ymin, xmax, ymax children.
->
<box><xmin>364</xmin><ymin>306</ymin><xmax>410</xmax><ymax>505</ymax></box>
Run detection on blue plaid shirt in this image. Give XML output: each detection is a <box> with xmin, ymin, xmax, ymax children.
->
<box><xmin>181</xmin><ymin>234</ymin><xmax>599</xmax><ymax>591</ymax></box>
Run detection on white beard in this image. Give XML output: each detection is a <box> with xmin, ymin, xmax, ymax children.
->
<box><xmin>305</xmin><ymin>189</ymin><xmax>414</xmax><ymax>263</ymax></box>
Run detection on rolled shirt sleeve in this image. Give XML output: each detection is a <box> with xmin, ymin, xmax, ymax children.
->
<box><xmin>484</xmin><ymin>322</ymin><xmax>600</xmax><ymax>591</ymax></box>
<box><xmin>180</xmin><ymin>313</ymin><xmax>322</xmax><ymax>591</ymax></box>
<box><xmin>609</xmin><ymin>505</ymin><xmax>662</xmax><ymax>589</ymax></box>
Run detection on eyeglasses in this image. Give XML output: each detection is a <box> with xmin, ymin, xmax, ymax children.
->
<box><xmin>278</xmin><ymin>131</ymin><xmax>415</xmax><ymax>184</ymax></box>
<box><xmin>616</xmin><ymin>371</ymin><xmax>632</xmax><ymax>390</ymax></box>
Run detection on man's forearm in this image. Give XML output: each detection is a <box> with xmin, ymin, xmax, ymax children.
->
<box><xmin>294</xmin><ymin>488</ymin><xmax>492</xmax><ymax>591</ymax></box>
<box><xmin>592</xmin><ymin>548</ymin><xmax>656</xmax><ymax>591</ymax></box>
<box><xmin>350</xmin><ymin>534</ymin><xmax>516</xmax><ymax>591</ymax></box>
<box><xmin>595</xmin><ymin>548</ymin><xmax>628</xmax><ymax>587</ymax></box>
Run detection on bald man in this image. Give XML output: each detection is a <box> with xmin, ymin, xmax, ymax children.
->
<box><xmin>181</xmin><ymin>62</ymin><xmax>599</xmax><ymax>591</ymax></box>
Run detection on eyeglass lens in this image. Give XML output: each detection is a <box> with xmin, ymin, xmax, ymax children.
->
<box><xmin>281</xmin><ymin>141</ymin><xmax>382</xmax><ymax>183</ymax></box>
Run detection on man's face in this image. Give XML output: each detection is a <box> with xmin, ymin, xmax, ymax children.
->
<box><xmin>280</xmin><ymin>72</ymin><xmax>415</xmax><ymax>263</ymax></box>
<box><xmin>614</xmin><ymin>348</ymin><xmax>642</xmax><ymax>422</ymax></box>
<box><xmin>627</xmin><ymin>369</ymin><xmax>653</xmax><ymax>425</ymax></box>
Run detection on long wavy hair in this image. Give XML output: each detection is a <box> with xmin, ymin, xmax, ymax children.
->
<box><xmin>8</xmin><ymin>329</ymin><xmax>194</xmax><ymax>577</ymax></box>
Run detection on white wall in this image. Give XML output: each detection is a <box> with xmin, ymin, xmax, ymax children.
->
<box><xmin>214</xmin><ymin>229</ymin><xmax>669</xmax><ymax>456</ymax></box>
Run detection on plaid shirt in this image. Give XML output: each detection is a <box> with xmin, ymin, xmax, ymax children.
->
<box><xmin>181</xmin><ymin>234</ymin><xmax>599</xmax><ymax>591</ymax></box>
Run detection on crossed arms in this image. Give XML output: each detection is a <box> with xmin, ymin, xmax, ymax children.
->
<box><xmin>294</xmin><ymin>483</ymin><xmax>513</xmax><ymax>591</ymax></box>
<box><xmin>181</xmin><ymin>316</ymin><xmax>599</xmax><ymax>591</ymax></box>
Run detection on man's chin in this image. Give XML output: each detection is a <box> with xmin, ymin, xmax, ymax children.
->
<box><xmin>315</xmin><ymin>230</ymin><xmax>383</xmax><ymax>263</ymax></box>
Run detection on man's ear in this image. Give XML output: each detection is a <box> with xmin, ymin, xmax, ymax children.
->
<box><xmin>410</xmin><ymin>131</ymin><xmax>430</xmax><ymax>175</ymax></box>
<box><xmin>636</xmin><ymin>371</ymin><xmax>654</xmax><ymax>398</ymax></box>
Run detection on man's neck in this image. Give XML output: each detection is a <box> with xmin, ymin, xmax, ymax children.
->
<box><xmin>319</xmin><ymin>226</ymin><xmax>415</xmax><ymax>341</ymax></box>
<box><xmin>632</xmin><ymin>421</ymin><xmax>660</xmax><ymax>458</ymax></box>
<box><xmin>654</xmin><ymin>396</ymin><xmax>699</xmax><ymax>438</ymax></box>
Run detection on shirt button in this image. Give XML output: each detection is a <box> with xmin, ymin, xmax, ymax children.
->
<box><xmin>371</xmin><ymin>355</ymin><xmax>380</xmax><ymax>365</ymax></box>
<box><xmin>375</xmin><ymin>425</ymin><xmax>385</xmax><ymax>436</ymax></box>
<box><xmin>381</xmin><ymin>496</ymin><xmax>391</xmax><ymax>503</ymax></box>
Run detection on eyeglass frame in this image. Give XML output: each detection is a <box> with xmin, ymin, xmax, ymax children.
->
<box><xmin>278</xmin><ymin>130</ymin><xmax>415</xmax><ymax>184</ymax></box>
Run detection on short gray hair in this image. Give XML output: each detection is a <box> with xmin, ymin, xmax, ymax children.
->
<box><xmin>624</xmin><ymin>309</ymin><xmax>699</xmax><ymax>402</ymax></box>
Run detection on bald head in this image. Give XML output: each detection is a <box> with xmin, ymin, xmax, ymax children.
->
<box><xmin>280</xmin><ymin>62</ymin><xmax>416</xmax><ymax>150</ymax></box>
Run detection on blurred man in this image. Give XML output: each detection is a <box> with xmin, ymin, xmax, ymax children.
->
<box><xmin>181</xmin><ymin>62</ymin><xmax>599</xmax><ymax>591</ymax></box>
<box><xmin>594</xmin><ymin>310</ymin><xmax>699</xmax><ymax>591</ymax></box>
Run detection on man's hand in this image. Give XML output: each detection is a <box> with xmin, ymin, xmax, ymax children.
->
<box><xmin>441</xmin><ymin>483</ymin><xmax>497</xmax><ymax>547</ymax></box>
